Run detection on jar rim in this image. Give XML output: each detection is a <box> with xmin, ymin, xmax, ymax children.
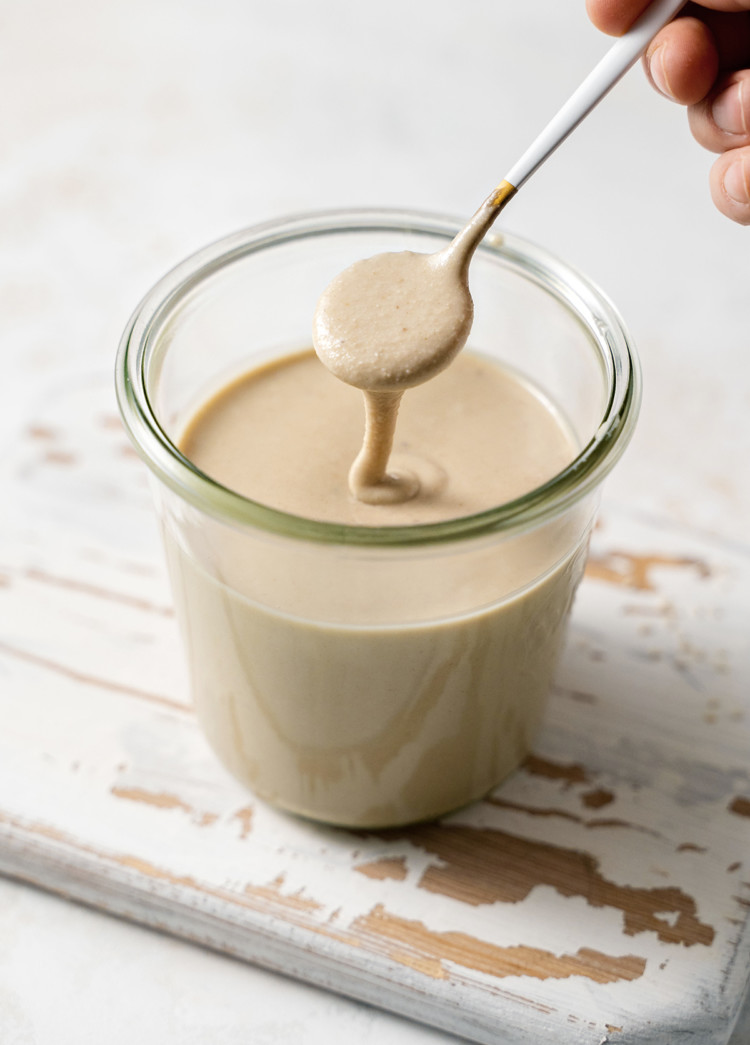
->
<box><xmin>115</xmin><ymin>207</ymin><xmax>641</xmax><ymax>547</ymax></box>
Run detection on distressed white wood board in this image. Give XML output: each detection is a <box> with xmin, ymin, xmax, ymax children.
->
<box><xmin>1</xmin><ymin>371</ymin><xmax>749</xmax><ymax>1045</ymax></box>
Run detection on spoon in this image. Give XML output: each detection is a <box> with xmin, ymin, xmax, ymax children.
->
<box><xmin>313</xmin><ymin>0</ymin><xmax>686</xmax><ymax>502</ymax></box>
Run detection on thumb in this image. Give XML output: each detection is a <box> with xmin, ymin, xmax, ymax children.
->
<box><xmin>710</xmin><ymin>147</ymin><xmax>750</xmax><ymax>223</ymax></box>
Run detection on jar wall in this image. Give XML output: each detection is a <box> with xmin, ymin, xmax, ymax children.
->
<box><xmin>117</xmin><ymin>210</ymin><xmax>639</xmax><ymax>826</ymax></box>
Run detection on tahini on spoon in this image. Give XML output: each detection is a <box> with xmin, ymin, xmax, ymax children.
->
<box><xmin>313</xmin><ymin>0</ymin><xmax>686</xmax><ymax>502</ymax></box>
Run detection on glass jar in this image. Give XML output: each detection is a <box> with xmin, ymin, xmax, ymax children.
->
<box><xmin>116</xmin><ymin>209</ymin><xmax>640</xmax><ymax>828</ymax></box>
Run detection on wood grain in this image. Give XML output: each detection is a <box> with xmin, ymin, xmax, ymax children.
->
<box><xmin>0</xmin><ymin>377</ymin><xmax>749</xmax><ymax>1044</ymax></box>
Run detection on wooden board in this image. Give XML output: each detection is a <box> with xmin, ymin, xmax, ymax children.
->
<box><xmin>1</xmin><ymin>371</ymin><xmax>749</xmax><ymax>1044</ymax></box>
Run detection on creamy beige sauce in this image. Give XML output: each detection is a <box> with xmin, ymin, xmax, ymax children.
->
<box><xmin>167</xmin><ymin>186</ymin><xmax>592</xmax><ymax>827</ymax></box>
<box><xmin>312</xmin><ymin>249</ymin><xmax>473</xmax><ymax>393</ymax></box>
<box><xmin>163</xmin><ymin>524</ymin><xmax>588</xmax><ymax>827</ymax></box>
<box><xmin>170</xmin><ymin>346</ymin><xmax>587</xmax><ymax>826</ymax></box>
<box><xmin>180</xmin><ymin>349</ymin><xmax>577</xmax><ymax>527</ymax></box>
<box><xmin>312</xmin><ymin>189</ymin><xmax>509</xmax><ymax>504</ymax></box>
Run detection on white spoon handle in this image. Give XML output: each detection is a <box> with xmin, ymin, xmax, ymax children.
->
<box><xmin>504</xmin><ymin>0</ymin><xmax>686</xmax><ymax>189</ymax></box>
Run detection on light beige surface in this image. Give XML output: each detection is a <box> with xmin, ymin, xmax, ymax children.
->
<box><xmin>164</xmin><ymin>529</ymin><xmax>587</xmax><ymax>825</ymax></box>
<box><xmin>173</xmin><ymin>349</ymin><xmax>584</xmax><ymax>825</ymax></box>
<box><xmin>2</xmin><ymin>0</ymin><xmax>749</xmax><ymax>1040</ymax></box>
<box><xmin>312</xmin><ymin>250</ymin><xmax>473</xmax><ymax>393</ymax></box>
<box><xmin>311</xmin><ymin>191</ymin><xmax>510</xmax><ymax>504</ymax></box>
<box><xmin>310</xmin><ymin>188</ymin><xmax>509</xmax><ymax>396</ymax></box>
<box><xmin>180</xmin><ymin>349</ymin><xmax>577</xmax><ymax>525</ymax></box>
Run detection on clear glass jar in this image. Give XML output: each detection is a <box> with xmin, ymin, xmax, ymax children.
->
<box><xmin>116</xmin><ymin>209</ymin><xmax>640</xmax><ymax>828</ymax></box>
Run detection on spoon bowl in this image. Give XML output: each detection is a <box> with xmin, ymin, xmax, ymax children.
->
<box><xmin>313</xmin><ymin>248</ymin><xmax>473</xmax><ymax>392</ymax></box>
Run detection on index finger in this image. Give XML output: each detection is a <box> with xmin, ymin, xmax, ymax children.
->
<box><xmin>586</xmin><ymin>0</ymin><xmax>651</xmax><ymax>36</ymax></box>
<box><xmin>587</xmin><ymin>0</ymin><xmax>750</xmax><ymax>36</ymax></box>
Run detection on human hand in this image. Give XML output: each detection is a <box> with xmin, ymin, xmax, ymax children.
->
<box><xmin>586</xmin><ymin>0</ymin><xmax>750</xmax><ymax>223</ymax></box>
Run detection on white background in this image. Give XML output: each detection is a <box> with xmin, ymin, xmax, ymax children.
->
<box><xmin>1</xmin><ymin>0</ymin><xmax>748</xmax><ymax>1041</ymax></box>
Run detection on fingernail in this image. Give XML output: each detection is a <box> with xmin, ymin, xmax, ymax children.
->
<box><xmin>723</xmin><ymin>157</ymin><xmax>750</xmax><ymax>204</ymax></box>
<box><xmin>712</xmin><ymin>80</ymin><xmax>748</xmax><ymax>136</ymax></box>
<box><xmin>647</xmin><ymin>45</ymin><xmax>673</xmax><ymax>100</ymax></box>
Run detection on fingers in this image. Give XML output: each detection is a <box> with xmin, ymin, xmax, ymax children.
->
<box><xmin>587</xmin><ymin>1</ymin><xmax>750</xmax><ymax>222</ymax></box>
<box><xmin>585</xmin><ymin>0</ymin><xmax>651</xmax><ymax>36</ymax></box>
<box><xmin>710</xmin><ymin>146</ymin><xmax>750</xmax><ymax>222</ymax></box>
<box><xmin>693</xmin><ymin>74</ymin><xmax>750</xmax><ymax>222</ymax></box>
<box><xmin>689</xmin><ymin>70</ymin><xmax>750</xmax><ymax>149</ymax></box>
<box><xmin>682</xmin><ymin>0</ymin><xmax>750</xmax><ymax>9</ymax></box>
<box><xmin>644</xmin><ymin>16</ymin><xmax>719</xmax><ymax>104</ymax></box>
<box><xmin>586</xmin><ymin>0</ymin><xmax>750</xmax><ymax>37</ymax></box>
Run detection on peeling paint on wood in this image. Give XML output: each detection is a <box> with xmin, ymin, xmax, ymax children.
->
<box><xmin>1</xmin><ymin>379</ymin><xmax>749</xmax><ymax>1044</ymax></box>
<box><xmin>0</xmin><ymin>639</ymin><xmax>188</xmax><ymax>712</ymax></box>
<box><xmin>582</xmin><ymin>789</ymin><xmax>615</xmax><ymax>809</ymax></box>
<box><xmin>353</xmin><ymin>905</ymin><xmax>647</xmax><ymax>984</ymax></box>
<box><xmin>730</xmin><ymin>798</ymin><xmax>750</xmax><ymax>819</ymax></box>
<box><xmin>370</xmin><ymin>823</ymin><xmax>715</xmax><ymax>946</ymax></box>
<box><xmin>355</xmin><ymin>857</ymin><xmax>409</xmax><ymax>882</ymax></box>
<box><xmin>585</xmin><ymin>550</ymin><xmax>712</xmax><ymax>591</ymax></box>
<box><xmin>522</xmin><ymin>755</ymin><xmax>590</xmax><ymax>786</ymax></box>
